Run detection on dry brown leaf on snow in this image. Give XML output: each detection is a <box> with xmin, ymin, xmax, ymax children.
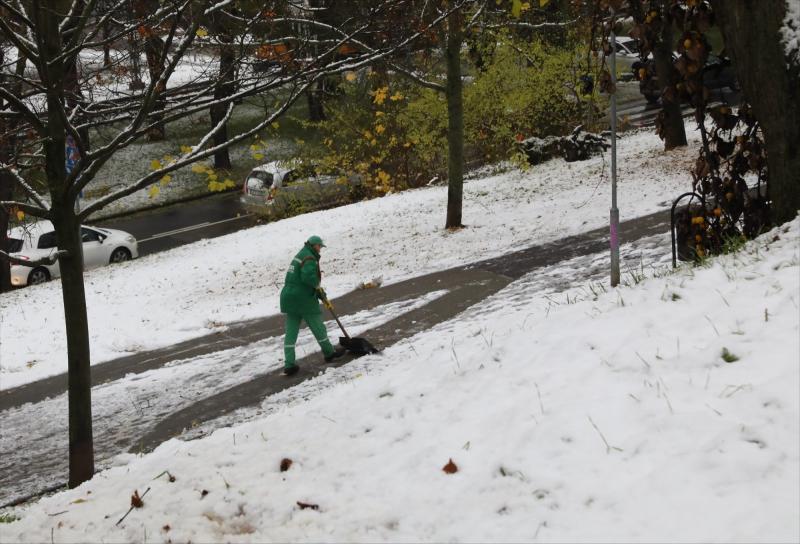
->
<box><xmin>131</xmin><ymin>490</ymin><xmax>144</xmax><ymax>508</ymax></box>
<box><xmin>442</xmin><ymin>458</ymin><xmax>458</xmax><ymax>474</ymax></box>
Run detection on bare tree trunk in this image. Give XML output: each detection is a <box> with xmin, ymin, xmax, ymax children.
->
<box><xmin>0</xmin><ymin>119</ymin><xmax>13</xmax><ymax>292</ymax></box>
<box><xmin>0</xmin><ymin>167</ymin><xmax>12</xmax><ymax>293</ymax></box>
<box><xmin>38</xmin><ymin>2</ymin><xmax>95</xmax><ymax>487</ymax></box>
<box><xmin>306</xmin><ymin>78</ymin><xmax>327</xmax><ymax>122</ymax></box>
<box><xmin>712</xmin><ymin>0</ymin><xmax>799</xmax><ymax>225</ymax></box>
<box><xmin>143</xmin><ymin>33</ymin><xmax>167</xmax><ymax>141</ymax></box>
<box><xmin>653</xmin><ymin>3</ymin><xmax>686</xmax><ymax>150</ymax></box>
<box><xmin>0</xmin><ymin>47</ymin><xmax>12</xmax><ymax>292</ymax></box>
<box><xmin>102</xmin><ymin>19</ymin><xmax>112</xmax><ymax>68</ymax></box>
<box><xmin>211</xmin><ymin>36</ymin><xmax>236</xmax><ymax>170</ymax></box>
<box><xmin>445</xmin><ymin>4</ymin><xmax>464</xmax><ymax>229</ymax></box>
<box><xmin>135</xmin><ymin>0</ymin><xmax>167</xmax><ymax>141</ymax></box>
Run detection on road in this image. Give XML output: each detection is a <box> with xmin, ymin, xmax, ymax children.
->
<box><xmin>97</xmin><ymin>192</ymin><xmax>260</xmax><ymax>256</ymax></box>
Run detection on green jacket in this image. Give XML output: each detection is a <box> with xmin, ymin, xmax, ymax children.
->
<box><xmin>280</xmin><ymin>243</ymin><xmax>323</xmax><ymax>315</ymax></box>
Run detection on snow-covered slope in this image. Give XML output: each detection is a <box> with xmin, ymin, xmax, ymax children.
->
<box><xmin>2</xmin><ymin>215</ymin><xmax>797</xmax><ymax>543</ymax></box>
<box><xmin>1</xmin><ymin>127</ymin><xmax>699</xmax><ymax>390</ymax></box>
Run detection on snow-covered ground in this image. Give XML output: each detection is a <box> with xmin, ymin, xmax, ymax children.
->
<box><xmin>0</xmin><ymin>127</ymin><xmax>700</xmax><ymax>390</ymax></box>
<box><xmin>2</xmin><ymin>198</ymin><xmax>797</xmax><ymax>540</ymax></box>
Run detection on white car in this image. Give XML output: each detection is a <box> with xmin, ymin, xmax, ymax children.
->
<box><xmin>7</xmin><ymin>220</ymin><xmax>139</xmax><ymax>287</ymax></box>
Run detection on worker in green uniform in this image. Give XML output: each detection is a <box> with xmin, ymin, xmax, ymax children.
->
<box><xmin>280</xmin><ymin>235</ymin><xmax>345</xmax><ymax>375</ymax></box>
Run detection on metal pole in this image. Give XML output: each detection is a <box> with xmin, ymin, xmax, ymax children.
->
<box><xmin>609</xmin><ymin>24</ymin><xmax>620</xmax><ymax>287</ymax></box>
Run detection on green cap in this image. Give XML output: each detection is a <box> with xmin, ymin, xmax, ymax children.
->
<box><xmin>307</xmin><ymin>235</ymin><xmax>326</xmax><ymax>247</ymax></box>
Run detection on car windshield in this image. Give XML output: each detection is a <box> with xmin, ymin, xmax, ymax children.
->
<box><xmin>7</xmin><ymin>238</ymin><xmax>23</xmax><ymax>253</ymax></box>
<box><xmin>617</xmin><ymin>39</ymin><xmax>638</xmax><ymax>54</ymax></box>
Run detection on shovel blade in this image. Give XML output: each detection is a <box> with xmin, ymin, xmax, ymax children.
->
<box><xmin>339</xmin><ymin>336</ymin><xmax>379</xmax><ymax>356</ymax></box>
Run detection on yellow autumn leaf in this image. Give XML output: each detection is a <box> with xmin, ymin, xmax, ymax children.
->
<box><xmin>375</xmin><ymin>124</ymin><xmax>385</xmax><ymax>134</ymax></box>
<box><xmin>162</xmin><ymin>154</ymin><xmax>174</xmax><ymax>164</ymax></box>
<box><xmin>389</xmin><ymin>92</ymin><xmax>404</xmax><ymax>101</ymax></box>
<box><xmin>363</xmin><ymin>130</ymin><xmax>373</xmax><ymax>140</ymax></box>
<box><xmin>224</xmin><ymin>179</ymin><xmax>235</xmax><ymax>188</ymax></box>
<box><xmin>160</xmin><ymin>175</ymin><xmax>171</xmax><ymax>185</ymax></box>
<box><xmin>180</xmin><ymin>145</ymin><xmax>193</xmax><ymax>154</ymax></box>
<box><xmin>512</xmin><ymin>0</ymin><xmax>522</xmax><ymax>17</ymax></box>
<box><xmin>16</xmin><ymin>210</ymin><xmax>24</xmax><ymax>221</ymax></box>
<box><xmin>191</xmin><ymin>163</ymin><xmax>206</xmax><ymax>173</ymax></box>
<box><xmin>539</xmin><ymin>0</ymin><xmax>550</xmax><ymax>6</ymax></box>
<box><xmin>271</xmin><ymin>122</ymin><xmax>279</xmax><ymax>130</ymax></box>
<box><xmin>372</xmin><ymin>86</ymin><xmax>389</xmax><ymax>105</ymax></box>
<box><xmin>148</xmin><ymin>185</ymin><xmax>160</xmax><ymax>199</ymax></box>
<box><xmin>253</xmin><ymin>153</ymin><xmax>264</xmax><ymax>160</ymax></box>
<box><xmin>375</xmin><ymin>111</ymin><xmax>384</xmax><ymax>117</ymax></box>
<box><xmin>196</xmin><ymin>28</ymin><xmax>208</xmax><ymax>37</ymax></box>
<box><xmin>345</xmin><ymin>71</ymin><xmax>357</xmax><ymax>82</ymax></box>
<box><xmin>249</xmin><ymin>144</ymin><xmax>259</xmax><ymax>151</ymax></box>
<box><xmin>521</xmin><ymin>2</ymin><xmax>531</xmax><ymax>11</ymax></box>
<box><xmin>150</xmin><ymin>159</ymin><xmax>162</xmax><ymax>170</ymax></box>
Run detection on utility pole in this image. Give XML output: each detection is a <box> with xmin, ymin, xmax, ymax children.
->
<box><xmin>609</xmin><ymin>21</ymin><xmax>620</xmax><ymax>287</ymax></box>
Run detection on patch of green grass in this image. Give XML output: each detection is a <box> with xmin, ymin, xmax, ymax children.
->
<box><xmin>721</xmin><ymin>347</ymin><xmax>740</xmax><ymax>363</ymax></box>
<box><xmin>0</xmin><ymin>512</ymin><xmax>19</xmax><ymax>523</ymax></box>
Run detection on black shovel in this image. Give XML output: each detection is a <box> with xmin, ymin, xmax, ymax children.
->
<box><xmin>323</xmin><ymin>298</ymin><xmax>379</xmax><ymax>356</ymax></box>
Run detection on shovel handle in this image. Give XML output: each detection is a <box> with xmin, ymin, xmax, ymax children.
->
<box><xmin>324</xmin><ymin>298</ymin><xmax>350</xmax><ymax>339</ymax></box>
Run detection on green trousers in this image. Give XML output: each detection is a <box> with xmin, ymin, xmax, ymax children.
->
<box><xmin>283</xmin><ymin>312</ymin><xmax>335</xmax><ymax>368</ymax></box>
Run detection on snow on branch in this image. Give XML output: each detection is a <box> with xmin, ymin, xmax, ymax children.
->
<box><xmin>0</xmin><ymin>163</ymin><xmax>49</xmax><ymax>210</ymax></box>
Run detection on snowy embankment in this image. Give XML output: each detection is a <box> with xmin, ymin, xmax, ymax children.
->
<box><xmin>3</xmin><ymin>218</ymin><xmax>798</xmax><ymax>542</ymax></box>
<box><xmin>0</xmin><ymin>127</ymin><xmax>699</xmax><ymax>390</ymax></box>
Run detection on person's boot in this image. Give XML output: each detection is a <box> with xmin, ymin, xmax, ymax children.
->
<box><xmin>283</xmin><ymin>364</ymin><xmax>299</xmax><ymax>376</ymax></box>
<box><xmin>324</xmin><ymin>347</ymin><xmax>346</xmax><ymax>362</ymax></box>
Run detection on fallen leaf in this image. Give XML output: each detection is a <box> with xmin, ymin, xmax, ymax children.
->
<box><xmin>280</xmin><ymin>458</ymin><xmax>293</xmax><ymax>472</ymax></box>
<box><xmin>443</xmin><ymin>458</ymin><xmax>458</xmax><ymax>474</ymax></box>
<box><xmin>131</xmin><ymin>490</ymin><xmax>144</xmax><ymax>508</ymax></box>
<box><xmin>296</xmin><ymin>501</ymin><xmax>319</xmax><ymax>510</ymax></box>
<box><xmin>200</xmin><ymin>489</ymin><xmax>209</xmax><ymax>499</ymax></box>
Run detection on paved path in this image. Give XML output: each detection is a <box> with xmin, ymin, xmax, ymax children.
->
<box><xmin>0</xmin><ymin>208</ymin><xmax>672</xmax><ymax>507</ymax></box>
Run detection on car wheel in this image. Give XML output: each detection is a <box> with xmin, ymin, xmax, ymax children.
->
<box><xmin>28</xmin><ymin>267</ymin><xmax>50</xmax><ymax>285</ymax></box>
<box><xmin>109</xmin><ymin>247</ymin><xmax>131</xmax><ymax>264</ymax></box>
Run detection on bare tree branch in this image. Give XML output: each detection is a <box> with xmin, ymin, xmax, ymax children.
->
<box><xmin>0</xmin><ymin>163</ymin><xmax>50</xmax><ymax>209</ymax></box>
<box><xmin>0</xmin><ymin>199</ymin><xmax>51</xmax><ymax>218</ymax></box>
<box><xmin>0</xmin><ymin>248</ymin><xmax>67</xmax><ymax>266</ymax></box>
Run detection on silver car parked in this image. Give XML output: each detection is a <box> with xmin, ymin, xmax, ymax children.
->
<box><xmin>240</xmin><ymin>161</ymin><xmax>361</xmax><ymax>218</ymax></box>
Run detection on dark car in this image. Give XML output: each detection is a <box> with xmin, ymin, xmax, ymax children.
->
<box><xmin>633</xmin><ymin>53</ymin><xmax>739</xmax><ymax>104</ymax></box>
